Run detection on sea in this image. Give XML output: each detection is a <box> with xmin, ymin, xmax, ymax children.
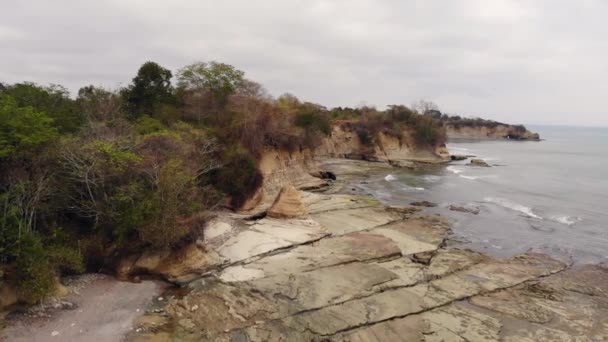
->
<box><xmin>357</xmin><ymin>125</ymin><xmax>608</xmax><ymax>264</ymax></box>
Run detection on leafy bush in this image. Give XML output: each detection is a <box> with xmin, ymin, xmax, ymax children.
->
<box><xmin>135</xmin><ymin>115</ymin><xmax>166</xmax><ymax>134</ymax></box>
<box><xmin>0</xmin><ymin>95</ymin><xmax>57</xmax><ymax>158</ymax></box>
<box><xmin>15</xmin><ymin>233</ymin><xmax>54</xmax><ymax>303</ymax></box>
<box><xmin>207</xmin><ymin>148</ymin><xmax>263</xmax><ymax>208</ymax></box>
<box><xmin>1</xmin><ymin>83</ymin><xmax>82</xmax><ymax>133</ymax></box>
<box><xmin>295</xmin><ymin>111</ymin><xmax>331</xmax><ymax>135</ymax></box>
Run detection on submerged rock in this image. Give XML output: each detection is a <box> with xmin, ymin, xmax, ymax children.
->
<box><xmin>469</xmin><ymin>158</ymin><xmax>491</xmax><ymax>167</ymax></box>
<box><xmin>410</xmin><ymin>200</ymin><xmax>438</xmax><ymax>207</ymax></box>
<box><xmin>448</xmin><ymin>204</ymin><xmax>481</xmax><ymax>215</ymax></box>
<box><xmin>450</xmin><ymin>154</ymin><xmax>474</xmax><ymax>161</ymax></box>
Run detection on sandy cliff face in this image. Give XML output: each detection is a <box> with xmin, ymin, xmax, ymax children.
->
<box><xmin>446</xmin><ymin>124</ymin><xmax>540</xmax><ymax>140</ymax></box>
<box><xmin>317</xmin><ymin>125</ymin><xmax>449</xmax><ymax>164</ymax></box>
<box><xmin>242</xmin><ymin>124</ymin><xmax>449</xmax><ymax>211</ymax></box>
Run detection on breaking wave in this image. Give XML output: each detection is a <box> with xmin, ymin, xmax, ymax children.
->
<box><xmin>484</xmin><ymin>197</ymin><xmax>542</xmax><ymax>219</ymax></box>
<box><xmin>446</xmin><ymin>166</ymin><xmax>464</xmax><ymax>174</ymax></box>
<box><xmin>549</xmin><ymin>215</ymin><xmax>582</xmax><ymax>226</ymax></box>
<box><xmin>384</xmin><ymin>174</ymin><xmax>398</xmax><ymax>181</ymax></box>
<box><xmin>423</xmin><ymin>175</ymin><xmax>441</xmax><ymax>182</ymax></box>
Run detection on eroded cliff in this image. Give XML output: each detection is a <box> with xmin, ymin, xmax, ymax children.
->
<box><xmin>241</xmin><ymin>124</ymin><xmax>449</xmax><ymax>211</ymax></box>
<box><xmin>446</xmin><ymin>124</ymin><xmax>540</xmax><ymax>140</ymax></box>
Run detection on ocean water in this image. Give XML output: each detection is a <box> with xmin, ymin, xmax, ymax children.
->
<box><xmin>358</xmin><ymin>125</ymin><xmax>608</xmax><ymax>264</ymax></box>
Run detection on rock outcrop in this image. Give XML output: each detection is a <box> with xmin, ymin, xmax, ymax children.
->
<box><xmin>267</xmin><ymin>186</ymin><xmax>307</xmax><ymax>219</ymax></box>
<box><xmin>469</xmin><ymin>158</ymin><xmax>491</xmax><ymax>167</ymax></box>
<box><xmin>129</xmin><ymin>180</ymin><xmax>607</xmax><ymax>341</ymax></box>
<box><xmin>449</xmin><ymin>204</ymin><xmax>481</xmax><ymax>215</ymax></box>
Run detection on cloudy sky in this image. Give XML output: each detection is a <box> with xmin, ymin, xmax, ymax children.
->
<box><xmin>1</xmin><ymin>1</ymin><xmax>607</xmax><ymax>126</ymax></box>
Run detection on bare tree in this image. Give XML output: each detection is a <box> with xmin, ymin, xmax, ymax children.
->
<box><xmin>411</xmin><ymin>99</ymin><xmax>439</xmax><ymax>115</ymax></box>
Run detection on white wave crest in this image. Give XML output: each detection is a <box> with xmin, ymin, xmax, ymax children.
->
<box><xmin>484</xmin><ymin>197</ymin><xmax>542</xmax><ymax>219</ymax></box>
<box><xmin>460</xmin><ymin>174</ymin><xmax>497</xmax><ymax>180</ymax></box>
<box><xmin>550</xmin><ymin>215</ymin><xmax>582</xmax><ymax>226</ymax></box>
<box><xmin>384</xmin><ymin>174</ymin><xmax>397</xmax><ymax>181</ymax></box>
<box><xmin>446</xmin><ymin>166</ymin><xmax>464</xmax><ymax>174</ymax></box>
<box><xmin>423</xmin><ymin>175</ymin><xmax>441</xmax><ymax>182</ymax></box>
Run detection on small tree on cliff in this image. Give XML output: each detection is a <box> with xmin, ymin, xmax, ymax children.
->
<box><xmin>177</xmin><ymin>61</ymin><xmax>245</xmax><ymax>123</ymax></box>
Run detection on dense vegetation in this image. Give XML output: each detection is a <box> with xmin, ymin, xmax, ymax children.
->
<box><xmin>0</xmin><ymin>61</ymin><xmax>445</xmax><ymax>302</ymax></box>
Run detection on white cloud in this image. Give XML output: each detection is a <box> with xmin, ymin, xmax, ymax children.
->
<box><xmin>1</xmin><ymin>0</ymin><xmax>607</xmax><ymax>125</ymax></box>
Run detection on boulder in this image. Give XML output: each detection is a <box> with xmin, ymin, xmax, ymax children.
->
<box><xmin>267</xmin><ymin>186</ymin><xmax>307</xmax><ymax>219</ymax></box>
<box><xmin>116</xmin><ymin>243</ymin><xmax>225</xmax><ymax>284</ymax></box>
<box><xmin>319</xmin><ymin>171</ymin><xmax>337</xmax><ymax>180</ymax></box>
<box><xmin>448</xmin><ymin>204</ymin><xmax>480</xmax><ymax>215</ymax></box>
<box><xmin>450</xmin><ymin>154</ymin><xmax>475</xmax><ymax>161</ymax></box>
<box><xmin>469</xmin><ymin>159</ymin><xmax>490</xmax><ymax>167</ymax></box>
<box><xmin>410</xmin><ymin>201</ymin><xmax>437</xmax><ymax>208</ymax></box>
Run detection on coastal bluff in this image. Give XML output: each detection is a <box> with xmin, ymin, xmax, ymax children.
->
<box><xmin>446</xmin><ymin>123</ymin><xmax>540</xmax><ymax>140</ymax></box>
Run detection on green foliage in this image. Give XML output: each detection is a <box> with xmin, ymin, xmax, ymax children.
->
<box><xmin>177</xmin><ymin>61</ymin><xmax>245</xmax><ymax>99</ymax></box>
<box><xmin>1</xmin><ymin>83</ymin><xmax>82</xmax><ymax>133</ymax></box>
<box><xmin>121</xmin><ymin>61</ymin><xmax>175</xmax><ymax>119</ymax></box>
<box><xmin>15</xmin><ymin>232</ymin><xmax>54</xmax><ymax>303</ymax></box>
<box><xmin>414</xmin><ymin>115</ymin><xmax>445</xmax><ymax>146</ymax></box>
<box><xmin>295</xmin><ymin>110</ymin><xmax>331</xmax><ymax>136</ymax></box>
<box><xmin>355</xmin><ymin>128</ymin><xmax>374</xmax><ymax>146</ymax></box>
<box><xmin>136</xmin><ymin>115</ymin><xmax>166</xmax><ymax>134</ymax></box>
<box><xmin>0</xmin><ymin>95</ymin><xmax>57</xmax><ymax>158</ymax></box>
<box><xmin>0</xmin><ymin>59</ymin><xmax>452</xmax><ymax>303</ymax></box>
<box><xmin>208</xmin><ymin>148</ymin><xmax>262</xmax><ymax>208</ymax></box>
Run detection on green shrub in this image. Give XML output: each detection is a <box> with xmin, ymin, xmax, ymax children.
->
<box><xmin>355</xmin><ymin>128</ymin><xmax>374</xmax><ymax>146</ymax></box>
<box><xmin>136</xmin><ymin>115</ymin><xmax>166</xmax><ymax>134</ymax></box>
<box><xmin>0</xmin><ymin>95</ymin><xmax>58</xmax><ymax>158</ymax></box>
<box><xmin>208</xmin><ymin>148</ymin><xmax>262</xmax><ymax>208</ymax></box>
<box><xmin>295</xmin><ymin>111</ymin><xmax>331</xmax><ymax>136</ymax></box>
<box><xmin>15</xmin><ymin>233</ymin><xmax>54</xmax><ymax>303</ymax></box>
<box><xmin>413</xmin><ymin>115</ymin><xmax>446</xmax><ymax>146</ymax></box>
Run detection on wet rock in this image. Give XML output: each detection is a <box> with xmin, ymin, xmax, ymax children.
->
<box><xmin>448</xmin><ymin>204</ymin><xmax>481</xmax><ymax>214</ymax></box>
<box><xmin>450</xmin><ymin>154</ymin><xmax>475</xmax><ymax>161</ymax></box>
<box><xmin>410</xmin><ymin>200</ymin><xmax>437</xmax><ymax>207</ymax></box>
<box><xmin>469</xmin><ymin>158</ymin><xmax>491</xmax><ymax>167</ymax></box>
<box><xmin>388</xmin><ymin>160</ymin><xmax>415</xmax><ymax>168</ymax></box>
<box><xmin>267</xmin><ymin>186</ymin><xmax>307</xmax><ymax>219</ymax></box>
<box><xmin>313</xmin><ymin>171</ymin><xmax>337</xmax><ymax>180</ymax></box>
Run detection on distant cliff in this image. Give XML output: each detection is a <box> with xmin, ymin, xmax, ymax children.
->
<box><xmin>445</xmin><ymin>124</ymin><xmax>540</xmax><ymax>140</ymax></box>
<box><xmin>435</xmin><ymin>113</ymin><xmax>540</xmax><ymax>140</ymax></box>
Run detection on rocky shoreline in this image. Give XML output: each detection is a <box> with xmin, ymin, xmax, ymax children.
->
<box><xmin>2</xmin><ymin>158</ymin><xmax>606</xmax><ymax>341</ymax></box>
<box><xmin>125</xmin><ymin>159</ymin><xmax>607</xmax><ymax>341</ymax></box>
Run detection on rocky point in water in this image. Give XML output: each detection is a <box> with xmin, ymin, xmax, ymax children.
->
<box><xmin>124</xmin><ymin>159</ymin><xmax>608</xmax><ymax>342</ymax></box>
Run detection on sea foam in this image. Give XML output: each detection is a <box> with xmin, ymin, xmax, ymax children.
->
<box><xmin>384</xmin><ymin>174</ymin><xmax>397</xmax><ymax>181</ymax></box>
<box><xmin>484</xmin><ymin>197</ymin><xmax>542</xmax><ymax>219</ymax></box>
<box><xmin>550</xmin><ymin>215</ymin><xmax>582</xmax><ymax>226</ymax></box>
<box><xmin>446</xmin><ymin>166</ymin><xmax>464</xmax><ymax>174</ymax></box>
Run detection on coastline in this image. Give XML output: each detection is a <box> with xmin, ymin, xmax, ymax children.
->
<box><xmin>2</xmin><ymin>157</ymin><xmax>607</xmax><ymax>341</ymax></box>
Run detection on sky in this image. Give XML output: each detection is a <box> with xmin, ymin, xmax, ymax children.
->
<box><xmin>1</xmin><ymin>0</ymin><xmax>607</xmax><ymax>126</ymax></box>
